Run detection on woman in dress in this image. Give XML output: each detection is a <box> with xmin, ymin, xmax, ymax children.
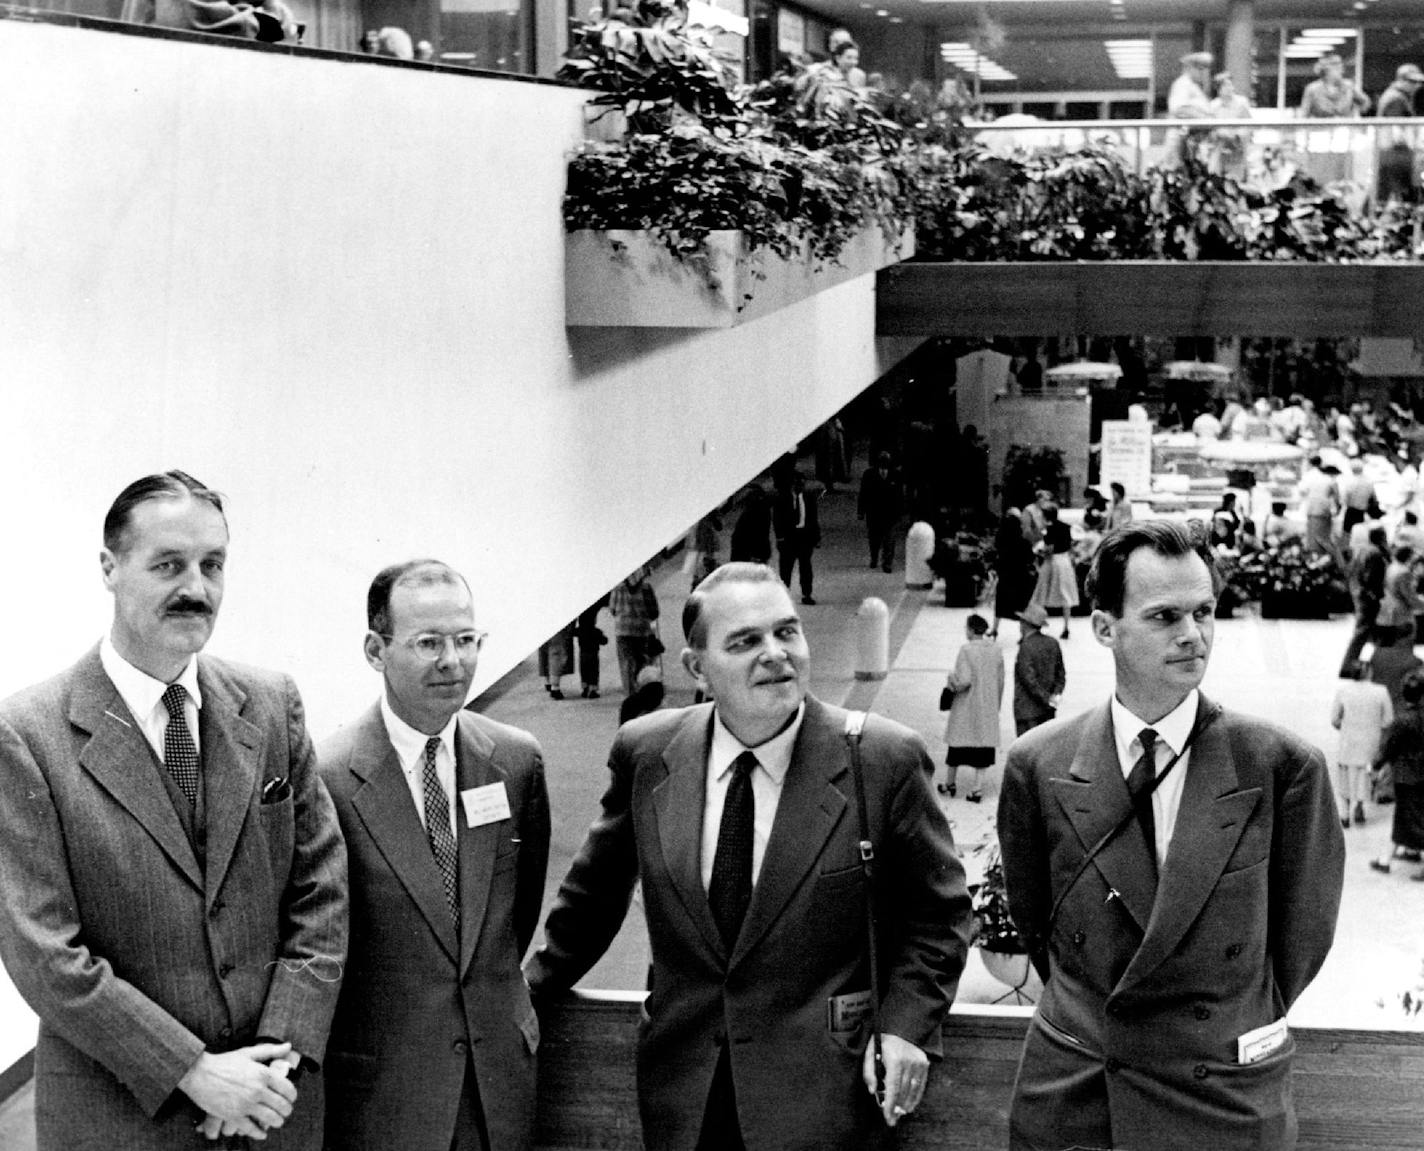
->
<box><xmin>940</xmin><ymin>613</ymin><xmax>1006</xmax><ymax>803</ymax></box>
<box><xmin>1029</xmin><ymin>504</ymin><xmax>1081</xmax><ymax>638</ymax></box>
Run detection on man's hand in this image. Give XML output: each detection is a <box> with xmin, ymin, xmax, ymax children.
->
<box><xmin>862</xmin><ymin>1033</ymin><xmax>929</xmax><ymax>1127</ymax></box>
<box><xmin>181</xmin><ymin>1042</ymin><xmax>298</xmax><ymax>1141</ymax></box>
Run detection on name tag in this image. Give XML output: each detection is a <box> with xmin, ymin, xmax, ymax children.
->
<box><xmin>1237</xmin><ymin>1017</ymin><xmax>1288</xmax><ymax>1064</ymax></box>
<box><xmin>460</xmin><ymin>782</ymin><xmax>511</xmax><ymax>828</ymax></box>
<box><xmin>827</xmin><ymin>989</ymin><xmax>872</xmax><ymax>1034</ymax></box>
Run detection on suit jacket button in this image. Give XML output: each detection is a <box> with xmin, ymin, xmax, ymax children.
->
<box><xmin>1193</xmin><ymin>1064</ymin><xmax>1209</xmax><ymax>1079</ymax></box>
<box><xmin>219</xmin><ymin>1027</ymin><xmax>232</xmax><ymax>1041</ymax></box>
<box><xmin>1072</xmin><ymin>931</ymin><xmax>1086</xmax><ymax>946</ymax></box>
<box><xmin>453</xmin><ymin>1040</ymin><xmax>469</xmax><ymax>1055</ymax></box>
<box><xmin>1194</xmin><ymin>1006</ymin><xmax>1211</xmax><ymax>1020</ymax></box>
<box><xmin>1105</xmin><ymin>1058</ymin><xmax>1121</xmax><ymax>1073</ymax></box>
<box><xmin>218</xmin><ymin>963</ymin><xmax>234</xmax><ymax>978</ymax></box>
<box><xmin>210</xmin><ymin>900</ymin><xmax>224</xmax><ymax>916</ymax></box>
<box><xmin>1225</xmin><ymin>943</ymin><xmax>1242</xmax><ymax>958</ymax></box>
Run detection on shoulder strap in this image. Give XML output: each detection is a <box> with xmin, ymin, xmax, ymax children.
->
<box><xmin>843</xmin><ymin>710</ymin><xmax>885</xmax><ymax>1103</ymax></box>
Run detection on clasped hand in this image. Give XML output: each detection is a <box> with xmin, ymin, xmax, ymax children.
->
<box><xmin>179</xmin><ymin>1041</ymin><xmax>301</xmax><ymax>1141</ymax></box>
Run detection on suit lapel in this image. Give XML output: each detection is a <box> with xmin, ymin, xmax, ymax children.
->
<box><xmin>71</xmin><ymin>650</ymin><xmax>202</xmax><ymax>891</ymax></box>
<box><xmin>455</xmin><ymin>713</ymin><xmax>505</xmax><ymax>978</ymax></box>
<box><xmin>1122</xmin><ymin>702</ymin><xmax>1259</xmax><ymax>988</ymax></box>
<box><xmin>652</xmin><ymin>708</ymin><xmax>724</xmax><ymax>961</ymax></box>
<box><xmin>348</xmin><ymin>705</ymin><xmax>459</xmax><ymax>962</ymax></box>
<box><xmin>1049</xmin><ymin>703</ymin><xmax>1155</xmax><ymax>933</ymax></box>
<box><xmin>198</xmin><ymin>660</ymin><xmax>262</xmax><ymax>902</ymax></box>
<box><xmin>732</xmin><ymin>698</ymin><xmax>848</xmax><ymax>967</ymax></box>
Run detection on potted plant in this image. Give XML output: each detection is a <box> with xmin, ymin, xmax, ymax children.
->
<box><xmin>971</xmin><ymin>843</ymin><xmax>1042</xmax><ymax>1004</ymax></box>
<box><xmin>1233</xmin><ymin>540</ymin><xmax>1346</xmax><ymax>618</ymax></box>
<box><xmin>559</xmin><ymin>0</ymin><xmax>916</xmax><ymax>326</ymax></box>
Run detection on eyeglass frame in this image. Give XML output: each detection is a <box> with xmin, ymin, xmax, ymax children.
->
<box><xmin>374</xmin><ymin>629</ymin><xmax>488</xmax><ymax>662</ymax></box>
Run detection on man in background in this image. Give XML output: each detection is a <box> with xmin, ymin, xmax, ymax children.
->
<box><xmin>1013</xmin><ymin>604</ymin><xmax>1065</xmax><ymax>736</ymax></box>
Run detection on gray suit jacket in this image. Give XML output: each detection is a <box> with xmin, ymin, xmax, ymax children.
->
<box><xmin>0</xmin><ymin>646</ymin><xmax>348</xmax><ymax>1150</ymax></box>
<box><xmin>998</xmin><ymin>696</ymin><xmax>1345</xmax><ymax>1151</ymax></box>
<box><xmin>320</xmin><ymin>705</ymin><xmax>550</xmax><ymax>1151</ymax></box>
<box><xmin>527</xmin><ymin>695</ymin><xmax>971</xmax><ymax>1151</ymax></box>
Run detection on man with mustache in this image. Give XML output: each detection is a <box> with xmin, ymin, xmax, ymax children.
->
<box><xmin>0</xmin><ymin>470</ymin><xmax>347</xmax><ymax>1149</ymax></box>
<box><xmin>997</xmin><ymin>520</ymin><xmax>1345</xmax><ymax>1151</ymax></box>
<box><xmin>527</xmin><ymin>561</ymin><xmax>971</xmax><ymax>1149</ymax></box>
<box><xmin>319</xmin><ymin>560</ymin><xmax>550</xmax><ymax>1151</ymax></box>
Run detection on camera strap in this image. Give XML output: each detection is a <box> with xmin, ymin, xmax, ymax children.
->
<box><xmin>843</xmin><ymin>710</ymin><xmax>885</xmax><ymax>1103</ymax></box>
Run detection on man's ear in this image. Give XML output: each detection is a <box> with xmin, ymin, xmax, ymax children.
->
<box><xmin>1091</xmin><ymin>609</ymin><xmax>1117</xmax><ymax>650</ymax></box>
<box><xmin>99</xmin><ymin>548</ymin><xmax>116</xmax><ymax>588</ymax></box>
<box><xmin>681</xmin><ymin>646</ymin><xmax>706</xmax><ymax>689</ymax></box>
<box><xmin>363</xmin><ymin>631</ymin><xmax>387</xmax><ymax>672</ymax></box>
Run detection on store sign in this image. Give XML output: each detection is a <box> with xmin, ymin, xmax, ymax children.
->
<box><xmin>1099</xmin><ymin>420</ymin><xmax>1153</xmax><ymax>497</ymax></box>
<box><xmin>777</xmin><ymin>8</ymin><xmax>804</xmax><ymax>54</ymax></box>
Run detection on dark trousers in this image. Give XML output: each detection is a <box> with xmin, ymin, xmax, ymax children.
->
<box><xmin>867</xmin><ymin>518</ymin><xmax>895</xmax><ymax>568</ymax></box>
<box><xmin>696</xmin><ymin>1048</ymin><xmax>746</xmax><ymax>1151</ymax></box>
<box><xmin>778</xmin><ymin>533</ymin><xmax>815</xmax><ymax>597</ymax></box>
<box><xmin>1340</xmin><ymin>600</ymin><xmax>1379</xmax><ymax>673</ymax></box>
<box><xmin>452</xmin><ymin>1057</ymin><xmax>490</xmax><ymax>1151</ymax></box>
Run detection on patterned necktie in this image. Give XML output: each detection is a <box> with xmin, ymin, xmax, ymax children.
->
<box><xmin>422</xmin><ymin>737</ymin><xmax>461</xmax><ymax>932</ymax></box>
<box><xmin>161</xmin><ymin>684</ymin><xmax>200</xmax><ymax>806</ymax></box>
<box><xmin>708</xmin><ymin>751</ymin><xmax>758</xmax><ymax>949</ymax></box>
<box><xmin>1128</xmin><ymin>728</ymin><xmax>1159</xmax><ymax>877</ymax></box>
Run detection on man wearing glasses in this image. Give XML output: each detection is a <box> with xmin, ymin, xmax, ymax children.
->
<box><xmin>320</xmin><ymin>559</ymin><xmax>550</xmax><ymax>1151</ymax></box>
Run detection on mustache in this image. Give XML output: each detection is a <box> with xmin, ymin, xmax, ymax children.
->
<box><xmin>165</xmin><ymin>599</ymin><xmax>213</xmax><ymax>616</ymax></box>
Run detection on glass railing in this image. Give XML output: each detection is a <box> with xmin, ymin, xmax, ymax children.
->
<box><xmin>968</xmin><ymin>115</ymin><xmax>1424</xmax><ymax>200</ymax></box>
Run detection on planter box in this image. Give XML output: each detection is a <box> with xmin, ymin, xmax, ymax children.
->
<box><xmin>566</xmin><ymin>227</ymin><xmax>913</xmax><ymax>328</ymax></box>
<box><xmin>877</xmin><ymin>261</ymin><xmax>1424</xmax><ymax>338</ymax></box>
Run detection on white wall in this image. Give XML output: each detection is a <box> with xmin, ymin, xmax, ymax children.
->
<box><xmin>0</xmin><ymin>17</ymin><xmax>886</xmax><ymax>1066</ymax></box>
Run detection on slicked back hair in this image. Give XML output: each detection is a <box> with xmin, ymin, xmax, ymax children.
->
<box><xmin>1086</xmin><ymin>519</ymin><xmax>1220</xmax><ymax>618</ymax></box>
<box><xmin>103</xmin><ymin>470</ymin><xmax>226</xmax><ymax>555</ymax></box>
<box><xmin>367</xmin><ymin>559</ymin><xmax>471</xmax><ymax>637</ymax></box>
<box><xmin>682</xmin><ymin>562</ymin><xmax>783</xmax><ymax>649</ymax></box>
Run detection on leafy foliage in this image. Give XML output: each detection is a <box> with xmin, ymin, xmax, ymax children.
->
<box><xmin>1002</xmin><ymin>445</ymin><xmax>1066</xmax><ymax>510</ymax></box>
<box><xmin>971</xmin><ymin>846</ymin><xmax>1024</xmax><ymax>954</ymax></box>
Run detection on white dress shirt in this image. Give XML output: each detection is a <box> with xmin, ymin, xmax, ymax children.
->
<box><xmin>99</xmin><ymin>634</ymin><xmax>203</xmax><ymax>763</ymax></box>
<box><xmin>1110</xmin><ymin>689</ymin><xmax>1200</xmax><ymax>866</ymax></box>
<box><xmin>700</xmin><ymin>704</ymin><xmax>805</xmax><ymax>892</ymax></box>
<box><xmin>380</xmin><ymin>692</ymin><xmax>459</xmax><ymax>843</ymax></box>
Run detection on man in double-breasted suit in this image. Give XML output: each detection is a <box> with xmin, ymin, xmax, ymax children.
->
<box><xmin>998</xmin><ymin>520</ymin><xmax>1345</xmax><ymax>1151</ymax></box>
<box><xmin>527</xmin><ymin>562</ymin><xmax>971</xmax><ymax>1150</ymax></box>
<box><xmin>320</xmin><ymin>560</ymin><xmax>549</xmax><ymax>1151</ymax></box>
<box><xmin>0</xmin><ymin>470</ymin><xmax>348</xmax><ymax>1149</ymax></box>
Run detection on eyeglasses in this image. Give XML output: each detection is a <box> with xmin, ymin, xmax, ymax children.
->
<box><xmin>378</xmin><ymin>630</ymin><xmax>487</xmax><ymax>662</ymax></box>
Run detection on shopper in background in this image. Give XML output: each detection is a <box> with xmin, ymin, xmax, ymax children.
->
<box><xmin>1331</xmin><ymin>660</ymin><xmax>1393</xmax><ymax>829</ymax></box>
<box><xmin>1370</xmin><ymin>669</ymin><xmax>1424</xmax><ymax>880</ymax></box>
<box><xmin>1301</xmin><ymin>52</ymin><xmax>1370</xmax><ymax>117</ymax></box>
<box><xmin>940</xmin><ymin>613</ymin><xmax>1006</xmax><ymax>803</ymax></box>
<box><xmin>610</xmin><ymin>566</ymin><xmax>661</xmax><ymax>693</ymax></box>
<box><xmin>1012</xmin><ymin>604</ymin><xmax>1065</xmax><ymax>737</ymax></box>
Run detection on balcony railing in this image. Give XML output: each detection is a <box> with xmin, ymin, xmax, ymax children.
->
<box><xmin>968</xmin><ymin>115</ymin><xmax>1424</xmax><ymax>199</ymax></box>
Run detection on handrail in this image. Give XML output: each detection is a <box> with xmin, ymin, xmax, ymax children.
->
<box><xmin>969</xmin><ymin>115</ymin><xmax>1424</xmax><ymax>131</ymax></box>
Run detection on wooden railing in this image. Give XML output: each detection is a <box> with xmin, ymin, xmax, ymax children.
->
<box><xmin>534</xmin><ymin>992</ymin><xmax>1424</xmax><ymax>1151</ymax></box>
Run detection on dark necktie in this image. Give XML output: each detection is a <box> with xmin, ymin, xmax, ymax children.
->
<box><xmin>708</xmin><ymin>751</ymin><xmax>758</xmax><ymax>949</ymax></box>
<box><xmin>161</xmin><ymin>684</ymin><xmax>200</xmax><ymax>806</ymax></box>
<box><xmin>1128</xmin><ymin>728</ymin><xmax>1159</xmax><ymax>876</ymax></box>
<box><xmin>422</xmin><ymin>737</ymin><xmax>461</xmax><ymax>932</ymax></box>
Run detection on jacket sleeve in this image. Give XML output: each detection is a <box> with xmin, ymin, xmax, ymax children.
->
<box><xmin>1267</xmin><ymin>740</ymin><xmax>1345</xmax><ymax>1009</ymax></box>
<box><xmin>514</xmin><ymin>749</ymin><xmax>552</xmax><ymax>958</ymax></box>
<box><xmin>877</xmin><ymin>732</ymin><xmax>972</xmax><ymax>1059</ymax></box>
<box><xmin>0</xmin><ymin>714</ymin><xmax>207</xmax><ymax>1116</ymax></box>
<box><xmin>998</xmin><ymin>740</ymin><xmax>1053</xmax><ymax>982</ymax></box>
<box><xmin>524</xmin><ymin>735</ymin><xmax>640</xmax><ymax>994</ymax></box>
<box><xmin>256</xmin><ymin>676</ymin><xmax>349</xmax><ymax>1066</ymax></box>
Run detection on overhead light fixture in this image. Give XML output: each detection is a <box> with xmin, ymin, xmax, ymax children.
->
<box><xmin>1302</xmin><ymin>27</ymin><xmax>1358</xmax><ymax>36</ymax></box>
<box><xmin>888</xmin><ymin>16</ymin><xmax>903</xmax><ymax>23</ymax></box>
<box><xmin>1105</xmin><ymin>38</ymin><xmax>1152</xmax><ymax>79</ymax></box>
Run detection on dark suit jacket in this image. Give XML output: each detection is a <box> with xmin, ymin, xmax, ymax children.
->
<box><xmin>772</xmin><ymin>486</ymin><xmax>821</xmax><ymax>548</ymax></box>
<box><xmin>526</xmin><ymin>696</ymin><xmax>971</xmax><ymax>1151</ymax></box>
<box><xmin>320</xmin><ymin>705</ymin><xmax>549</xmax><ymax>1151</ymax></box>
<box><xmin>0</xmin><ymin>646</ymin><xmax>348</xmax><ymax>1151</ymax></box>
<box><xmin>1013</xmin><ymin>632</ymin><xmax>1065</xmax><ymax>731</ymax></box>
<box><xmin>997</xmin><ymin>696</ymin><xmax>1345</xmax><ymax>1151</ymax></box>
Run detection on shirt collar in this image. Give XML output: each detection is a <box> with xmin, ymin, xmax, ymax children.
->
<box><xmin>1111</xmin><ymin>689</ymin><xmax>1199</xmax><ymax>761</ymax></box>
<box><xmin>380</xmin><ymin>690</ymin><xmax>459</xmax><ymax>773</ymax></box>
<box><xmin>100</xmin><ymin>633</ymin><xmax>202</xmax><ymax>718</ymax></box>
<box><xmin>709</xmin><ymin>702</ymin><xmax>806</xmax><ymax>785</ymax></box>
